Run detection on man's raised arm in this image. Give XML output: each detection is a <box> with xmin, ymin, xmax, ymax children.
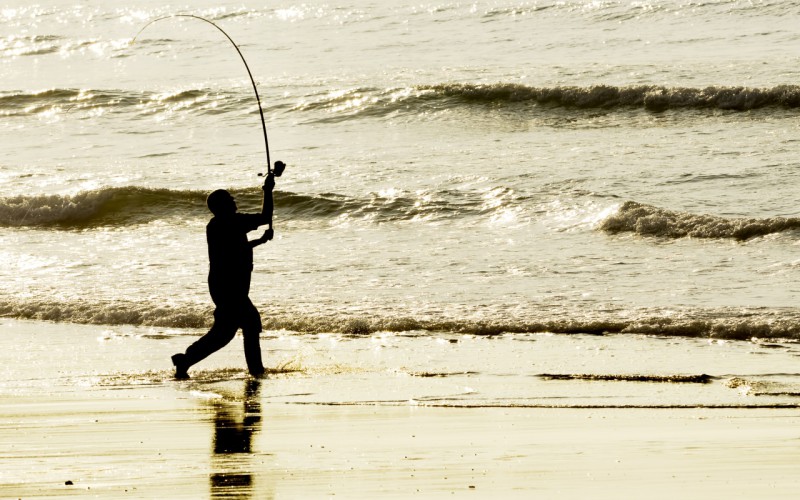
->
<box><xmin>250</xmin><ymin>173</ymin><xmax>275</xmax><ymax>248</ymax></box>
<box><xmin>260</xmin><ymin>172</ymin><xmax>275</xmax><ymax>228</ymax></box>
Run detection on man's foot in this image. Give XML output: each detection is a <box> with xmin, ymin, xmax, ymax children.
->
<box><xmin>171</xmin><ymin>353</ymin><xmax>190</xmax><ymax>380</ymax></box>
<box><xmin>248</xmin><ymin>366</ymin><xmax>266</xmax><ymax>378</ymax></box>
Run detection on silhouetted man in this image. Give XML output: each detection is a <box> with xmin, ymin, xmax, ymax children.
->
<box><xmin>171</xmin><ymin>174</ymin><xmax>275</xmax><ymax>379</ymax></box>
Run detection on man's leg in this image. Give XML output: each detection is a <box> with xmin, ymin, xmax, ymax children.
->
<box><xmin>173</xmin><ymin>307</ymin><xmax>238</xmax><ymax>378</ymax></box>
<box><xmin>242</xmin><ymin>330</ymin><xmax>264</xmax><ymax>376</ymax></box>
<box><xmin>241</xmin><ymin>299</ymin><xmax>264</xmax><ymax>376</ymax></box>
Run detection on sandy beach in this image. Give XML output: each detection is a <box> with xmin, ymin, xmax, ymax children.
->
<box><xmin>2</xmin><ymin>319</ymin><xmax>800</xmax><ymax>499</ymax></box>
<box><xmin>4</xmin><ymin>2</ymin><xmax>800</xmax><ymax>498</ymax></box>
<box><xmin>5</xmin><ymin>397</ymin><xmax>800</xmax><ymax>498</ymax></box>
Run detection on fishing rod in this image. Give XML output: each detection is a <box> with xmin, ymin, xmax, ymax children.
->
<box><xmin>132</xmin><ymin>14</ymin><xmax>286</xmax><ymax>177</ymax></box>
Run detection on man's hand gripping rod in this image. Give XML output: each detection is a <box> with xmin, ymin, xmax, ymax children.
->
<box><xmin>255</xmin><ymin>161</ymin><xmax>285</xmax><ymax>244</ymax></box>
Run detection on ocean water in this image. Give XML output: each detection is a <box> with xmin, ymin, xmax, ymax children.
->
<box><xmin>2</xmin><ymin>0</ymin><xmax>800</xmax><ymax>343</ymax></box>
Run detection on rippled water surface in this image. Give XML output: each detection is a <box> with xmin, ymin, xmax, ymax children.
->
<box><xmin>1</xmin><ymin>0</ymin><xmax>799</xmax><ymax>340</ymax></box>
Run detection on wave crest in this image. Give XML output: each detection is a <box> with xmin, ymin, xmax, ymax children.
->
<box><xmin>0</xmin><ymin>88</ymin><xmax>246</xmax><ymax>117</ymax></box>
<box><xmin>599</xmin><ymin>201</ymin><xmax>800</xmax><ymax>240</ymax></box>
<box><xmin>8</xmin><ymin>83</ymin><xmax>800</xmax><ymax>120</ymax></box>
<box><xmin>421</xmin><ymin>83</ymin><xmax>800</xmax><ymax>111</ymax></box>
<box><xmin>3</xmin><ymin>298</ymin><xmax>800</xmax><ymax>341</ymax></box>
<box><xmin>292</xmin><ymin>83</ymin><xmax>800</xmax><ymax>120</ymax></box>
<box><xmin>0</xmin><ymin>187</ymin><xmax>209</xmax><ymax>228</ymax></box>
<box><xmin>0</xmin><ymin>185</ymin><xmax>521</xmax><ymax>228</ymax></box>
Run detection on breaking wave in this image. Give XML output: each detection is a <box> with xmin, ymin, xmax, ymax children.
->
<box><xmin>0</xmin><ymin>88</ymin><xmax>250</xmax><ymax>117</ymax></box>
<box><xmin>0</xmin><ymin>187</ymin><xmax>209</xmax><ymax>228</ymax></box>
<box><xmin>418</xmin><ymin>83</ymin><xmax>800</xmax><ymax>112</ymax></box>
<box><xmin>0</xmin><ymin>185</ymin><xmax>521</xmax><ymax>228</ymax></box>
<box><xmin>6</xmin><ymin>83</ymin><xmax>800</xmax><ymax>121</ymax></box>
<box><xmin>599</xmin><ymin>201</ymin><xmax>800</xmax><ymax>240</ymax></box>
<box><xmin>3</xmin><ymin>297</ymin><xmax>800</xmax><ymax>341</ymax></box>
<box><xmin>291</xmin><ymin>83</ymin><xmax>800</xmax><ymax>119</ymax></box>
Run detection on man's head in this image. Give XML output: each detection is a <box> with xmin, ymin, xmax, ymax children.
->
<box><xmin>207</xmin><ymin>189</ymin><xmax>237</xmax><ymax>216</ymax></box>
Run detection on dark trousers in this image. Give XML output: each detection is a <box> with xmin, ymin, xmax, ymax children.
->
<box><xmin>183</xmin><ymin>282</ymin><xmax>264</xmax><ymax>373</ymax></box>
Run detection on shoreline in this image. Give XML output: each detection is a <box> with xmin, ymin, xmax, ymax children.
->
<box><xmin>3</xmin><ymin>319</ymin><xmax>800</xmax><ymax>498</ymax></box>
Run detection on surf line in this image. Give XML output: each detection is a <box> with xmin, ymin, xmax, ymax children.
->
<box><xmin>131</xmin><ymin>14</ymin><xmax>285</xmax><ymax>177</ymax></box>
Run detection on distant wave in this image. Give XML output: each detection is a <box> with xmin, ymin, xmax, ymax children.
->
<box><xmin>6</xmin><ymin>84</ymin><xmax>800</xmax><ymax>119</ymax></box>
<box><xmin>3</xmin><ymin>298</ymin><xmax>800</xmax><ymax>341</ymax></box>
<box><xmin>419</xmin><ymin>84</ymin><xmax>800</xmax><ymax>112</ymax></box>
<box><xmin>599</xmin><ymin>201</ymin><xmax>800</xmax><ymax>240</ymax></box>
<box><xmin>0</xmin><ymin>88</ymin><xmax>249</xmax><ymax>117</ymax></box>
<box><xmin>0</xmin><ymin>34</ymin><xmax>65</xmax><ymax>57</ymax></box>
<box><xmin>0</xmin><ymin>185</ymin><xmax>519</xmax><ymax>228</ymax></box>
<box><xmin>292</xmin><ymin>84</ymin><xmax>800</xmax><ymax>119</ymax></box>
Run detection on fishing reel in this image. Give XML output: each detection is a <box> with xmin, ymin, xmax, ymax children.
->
<box><xmin>258</xmin><ymin>161</ymin><xmax>286</xmax><ymax>179</ymax></box>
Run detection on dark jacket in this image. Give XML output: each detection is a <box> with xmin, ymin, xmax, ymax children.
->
<box><xmin>206</xmin><ymin>213</ymin><xmax>263</xmax><ymax>301</ymax></box>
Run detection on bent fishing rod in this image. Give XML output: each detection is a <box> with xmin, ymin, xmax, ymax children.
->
<box><xmin>132</xmin><ymin>14</ymin><xmax>286</xmax><ymax>178</ymax></box>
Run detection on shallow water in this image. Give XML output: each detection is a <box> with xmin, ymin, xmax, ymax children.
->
<box><xmin>1</xmin><ymin>1</ymin><xmax>800</xmax><ymax>341</ymax></box>
<box><xmin>3</xmin><ymin>320</ymin><xmax>799</xmax><ymax>409</ymax></box>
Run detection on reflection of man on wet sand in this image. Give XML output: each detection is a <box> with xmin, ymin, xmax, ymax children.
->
<box><xmin>210</xmin><ymin>380</ymin><xmax>262</xmax><ymax>497</ymax></box>
<box><xmin>172</xmin><ymin>173</ymin><xmax>276</xmax><ymax>379</ymax></box>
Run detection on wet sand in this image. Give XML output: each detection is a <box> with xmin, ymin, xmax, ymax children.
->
<box><xmin>2</xmin><ymin>319</ymin><xmax>800</xmax><ymax>498</ymax></box>
<box><xmin>4</xmin><ymin>393</ymin><xmax>800</xmax><ymax>498</ymax></box>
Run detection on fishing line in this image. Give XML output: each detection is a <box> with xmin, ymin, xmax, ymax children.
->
<box><xmin>132</xmin><ymin>14</ymin><xmax>279</xmax><ymax>174</ymax></box>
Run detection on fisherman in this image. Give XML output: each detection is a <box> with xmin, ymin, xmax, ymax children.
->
<box><xmin>171</xmin><ymin>173</ymin><xmax>275</xmax><ymax>379</ymax></box>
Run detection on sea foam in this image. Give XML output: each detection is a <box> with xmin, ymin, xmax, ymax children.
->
<box><xmin>3</xmin><ymin>297</ymin><xmax>800</xmax><ymax>341</ymax></box>
<box><xmin>599</xmin><ymin>201</ymin><xmax>800</xmax><ymax>240</ymax></box>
